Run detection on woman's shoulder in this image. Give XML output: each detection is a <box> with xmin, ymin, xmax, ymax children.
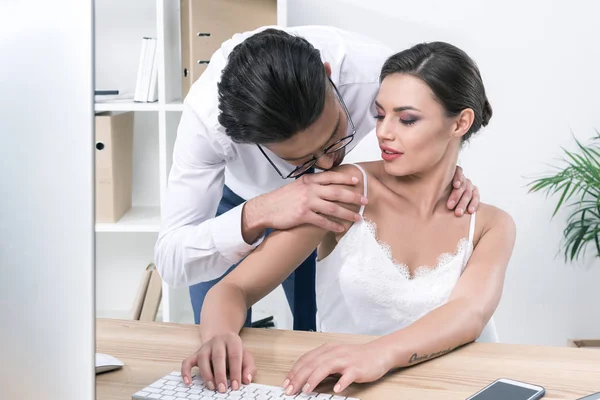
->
<box><xmin>473</xmin><ymin>203</ymin><xmax>516</xmax><ymax>244</ymax></box>
<box><xmin>332</xmin><ymin>161</ymin><xmax>382</xmax><ymax>185</ymax></box>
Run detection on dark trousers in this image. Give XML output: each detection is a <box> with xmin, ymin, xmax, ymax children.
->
<box><xmin>189</xmin><ymin>185</ymin><xmax>317</xmax><ymax>331</ymax></box>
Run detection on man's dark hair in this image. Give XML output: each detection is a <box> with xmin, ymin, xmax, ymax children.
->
<box><xmin>218</xmin><ymin>28</ymin><xmax>328</xmax><ymax>144</ymax></box>
<box><xmin>381</xmin><ymin>41</ymin><xmax>492</xmax><ymax>142</ymax></box>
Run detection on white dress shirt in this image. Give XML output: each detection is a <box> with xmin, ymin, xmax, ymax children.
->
<box><xmin>155</xmin><ymin>25</ymin><xmax>393</xmax><ymax>288</ymax></box>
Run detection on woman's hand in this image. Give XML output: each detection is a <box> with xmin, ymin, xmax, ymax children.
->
<box><xmin>180</xmin><ymin>332</ymin><xmax>256</xmax><ymax>393</ymax></box>
<box><xmin>282</xmin><ymin>342</ymin><xmax>390</xmax><ymax>396</ymax></box>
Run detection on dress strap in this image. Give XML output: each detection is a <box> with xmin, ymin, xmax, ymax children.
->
<box><xmin>468</xmin><ymin>212</ymin><xmax>477</xmax><ymax>242</ymax></box>
<box><xmin>348</xmin><ymin>163</ymin><xmax>368</xmax><ymax>215</ymax></box>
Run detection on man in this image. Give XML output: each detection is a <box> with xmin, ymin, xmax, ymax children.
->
<box><xmin>154</xmin><ymin>25</ymin><xmax>479</xmax><ymax>331</ymax></box>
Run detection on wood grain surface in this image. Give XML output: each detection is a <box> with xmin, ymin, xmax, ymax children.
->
<box><xmin>96</xmin><ymin>319</ymin><xmax>600</xmax><ymax>399</ymax></box>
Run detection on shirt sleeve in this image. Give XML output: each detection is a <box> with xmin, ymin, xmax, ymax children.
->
<box><xmin>154</xmin><ymin>104</ymin><xmax>264</xmax><ymax>288</ymax></box>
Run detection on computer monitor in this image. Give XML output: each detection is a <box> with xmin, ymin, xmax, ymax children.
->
<box><xmin>0</xmin><ymin>1</ymin><xmax>96</xmax><ymax>399</ymax></box>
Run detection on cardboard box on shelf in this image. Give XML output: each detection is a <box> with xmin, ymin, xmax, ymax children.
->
<box><xmin>95</xmin><ymin>111</ymin><xmax>134</xmax><ymax>223</ymax></box>
<box><xmin>180</xmin><ymin>0</ymin><xmax>277</xmax><ymax>99</ymax></box>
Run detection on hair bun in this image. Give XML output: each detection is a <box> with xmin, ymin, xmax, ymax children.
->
<box><xmin>481</xmin><ymin>99</ymin><xmax>492</xmax><ymax>127</ymax></box>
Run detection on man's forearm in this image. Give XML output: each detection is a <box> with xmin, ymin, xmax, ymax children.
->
<box><xmin>241</xmin><ymin>198</ymin><xmax>267</xmax><ymax>245</ymax></box>
<box><xmin>199</xmin><ymin>283</ymin><xmax>249</xmax><ymax>341</ymax></box>
<box><xmin>373</xmin><ymin>299</ymin><xmax>484</xmax><ymax>371</ymax></box>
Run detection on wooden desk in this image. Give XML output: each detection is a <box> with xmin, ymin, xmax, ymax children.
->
<box><xmin>96</xmin><ymin>319</ymin><xmax>600</xmax><ymax>399</ymax></box>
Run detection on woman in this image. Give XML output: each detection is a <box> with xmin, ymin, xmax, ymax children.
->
<box><xmin>181</xmin><ymin>41</ymin><xmax>516</xmax><ymax>396</ymax></box>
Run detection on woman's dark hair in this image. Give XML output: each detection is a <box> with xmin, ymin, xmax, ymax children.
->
<box><xmin>218</xmin><ymin>29</ymin><xmax>328</xmax><ymax>144</ymax></box>
<box><xmin>380</xmin><ymin>42</ymin><xmax>492</xmax><ymax>142</ymax></box>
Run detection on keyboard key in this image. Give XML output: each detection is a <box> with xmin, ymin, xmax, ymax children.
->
<box><xmin>133</xmin><ymin>391</ymin><xmax>150</xmax><ymax>399</ymax></box>
<box><xmin>148</xmin><ymin>394</ymin><xmax>162</xmax><ymax>399</ymax></box>
<box><xmin>297</xmin><ymin>393</ymin><xmax>319</xmax><ymax>399</ymax></box>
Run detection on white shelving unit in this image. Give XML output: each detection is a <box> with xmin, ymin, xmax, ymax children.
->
<box><xmin>94</xmin><ymin>0</ymin><xmax>289</xmax><ymax>325</ymax></box>
<box><xmin>94</xmin><ymin>101</ymin><xmax>184</xmax><ymax>113</ymax></box>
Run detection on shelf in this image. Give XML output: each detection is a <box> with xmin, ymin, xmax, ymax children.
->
<box><xmin>96</xmin><ymin>206</ymin><xmax>161</xmax><ymax>233</ymax></box>
<box><xmin>94</xmin><ymin>101</ymin><xmax>184</xmax><ymax>112</ymax></box>
<box><xmin>163</xmin><ymin>101</ymin><xmax>184</xmax><ymax>112</ymax></box>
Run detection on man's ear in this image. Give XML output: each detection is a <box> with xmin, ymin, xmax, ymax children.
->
<box><xmin>323</xmin><ymin>62</ymin><xmax>332</xmax><ymax>77</ymax></box>
<box><xmin>453</xmin><ymin>108</ymin><xmax>474</xmax><ymax>139</ymax></box>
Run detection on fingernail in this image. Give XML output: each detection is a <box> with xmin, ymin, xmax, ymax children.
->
<box><xmin>232</xmin><ymin>380</ymin><xmax>239</xmax><ymax>390</ymax></box>
<box><xmin>247</xmin><ymin>373</ymin><xmax>253</xmax><ymax>383</ymax></box>
<box><xmin>352</xmin><ymin>177</ymin><xmax>359</xmax><ymax>183</ymax></box>
<box><xmin>361</xmin><ymin>196</ymin><xmax>368</xmax><ymax>204</ymax></box>
<box><xmin>455</xmin><ymin>180</ymin><xmax>461</xmax><ymax>188</ymax></box>
<box><xmin>303</xmin><ymin>383</ymin><xmax>311</xmax><ymax>393</ymax></box>
<box><xmin>334</xmin><ymin>384</ymin><xmax>341</xmax><ymax>393</ymax></box>
<box><xmin>183</xmin><ymin>377</ymin><xmax>190</xmax><ymax>386</ymax></box>
<box><xmin>448</xmin><ymin>200</ymin><xmax>456</xmax><ymax>208</ymax></box>
<box><xmin>218</xmin><ymin>382</ymin><xmax>226</xmax><ymax>393</ymax></box>
<box><xmin>282</xmin><ymin>379</ymin><xmax>290</xmax><ymax>388</ymax></box>
<box><xmin>458</xmin><ymin>208</ymin><xmax>464</xmax><ymax>216</ymax></box>
<box><xmin>285</xmin><ymin>385</ymin><xmax>294</xmax><ymax>395</ymax></box>
<box><xmin>354</xmin><ymin>214</ymin><xmax>361</xmax><ymax>221</ymax></box>
<box><xmin>207</xmin><ymin>381</ymin><xmax>215</xmax><ymax>391</ymax></box>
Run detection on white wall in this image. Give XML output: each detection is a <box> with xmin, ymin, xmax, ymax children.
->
<box><xmin>288</xmin><ymin>0</ymin><xmax>600</xmax><ymax>346</ymax></box>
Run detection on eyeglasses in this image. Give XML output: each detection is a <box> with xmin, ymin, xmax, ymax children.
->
<box><xmin>257</xmin><ymin>78</ymin><xmax>357</xmax><ymax>179</ymax></box>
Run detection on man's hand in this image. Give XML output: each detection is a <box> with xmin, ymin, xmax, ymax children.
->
<box><xmin>447</xmin><ymin>166</ymin><xmax>480</xmax><ymax>217</ymax></box>
<box><xmin>241</xmin><ymin>170</ymin><xmax>368</xmax><ymax>243</ymax></box>
<box><xmin>181</xmin><ymin>332</ymin><xmax>256</xmax><ymax>393</ymax></box>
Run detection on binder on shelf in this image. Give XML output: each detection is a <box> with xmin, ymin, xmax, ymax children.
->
<box><xmin>95</xmin><ymin>111</ymin><xmax>134</xmax><ymax>223</ymax></box>
<box><xmin>134</xmin><ymin>37</ymin><xmax>158</xmax><ymax>103</ymax></box>
<box><xmin>180</xmin><ymin>0</ymin><xmax>277</xmax><ymax>99</ymax></box>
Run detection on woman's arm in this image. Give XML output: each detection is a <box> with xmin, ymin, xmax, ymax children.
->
<box><xmin>199</xmin><ymin>223</ymin><xmax>327</xmax><ymax>339</ymax></box>
<box><xmin>376</xmin><ymin>206</ymin><xmax>515</xmax><ymax>369</ymax></box>
<box><xmin>199</xmin><ymin>164</ymin><xmax>366</xmax><ymax>340</ymax></box>
<box><xmin>181</xmin><ymin>165</ymin><xmax>366</xmax><ymax>391</ymax></box>
<box><xmin>282</xmin><ymin>205</ymin><xmax>516</xmax><ymax>396</ymax></box>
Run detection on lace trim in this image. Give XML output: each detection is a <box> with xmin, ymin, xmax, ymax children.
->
<box><xmin>363</xmin><ymin>218</ymin><xmax>472</xmax><ymax>280</ymax></box>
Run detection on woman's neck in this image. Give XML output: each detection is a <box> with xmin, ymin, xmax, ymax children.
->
<box><xmin>384</xmin><ymin>148</ymin><xmax>460</xmax><ymax>217</ymax></box>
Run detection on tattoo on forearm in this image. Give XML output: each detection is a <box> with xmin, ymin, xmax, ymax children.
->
<box><xmin>408</xmin><ymin>347</ymin><xmax>453</xmax><ymax>364</ymax></box>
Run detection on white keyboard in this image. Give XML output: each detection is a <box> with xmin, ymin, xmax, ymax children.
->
<box><xmin>132</xmin><ymin>371</ymin><xmax>360</xmax><ymax>400</ymax></box>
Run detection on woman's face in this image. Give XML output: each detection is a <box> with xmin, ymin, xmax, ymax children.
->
<box><xmin>374</xmin><ymin>73</ymin><xmax>462</xmax><ymax>177</ymax></box>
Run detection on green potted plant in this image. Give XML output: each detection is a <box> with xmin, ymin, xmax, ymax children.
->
<box><xmin>528</xmin><ymin>131</ymin><xmax>600</xmax><ymax>263</ymax></box>
<box><xmin>528</xmin><ymin>131</ymin><xmax>600</xmax><ymax>349</ymax></box>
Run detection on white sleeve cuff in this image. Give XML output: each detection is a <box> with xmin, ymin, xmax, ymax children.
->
<box><xmin>209</xmin><ymin>202</ymin><xmax>265</xmax><ymax>265</ymax></box>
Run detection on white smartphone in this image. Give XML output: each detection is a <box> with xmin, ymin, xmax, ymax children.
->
<box><xmin>466</xmin><ymin>378</ymin><xmax>545</xmax><ymax>400</ymax></box>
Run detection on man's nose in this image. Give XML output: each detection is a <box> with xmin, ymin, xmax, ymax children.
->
<box><xmin>315</xmin><ymin>153</ymin><xmax>336</xmax><ymax>170</ymax></box>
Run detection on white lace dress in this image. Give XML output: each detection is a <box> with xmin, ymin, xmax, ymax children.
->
<box><xmin>315</xmin><ymin>164</ymin><xmax>499</xmax><ymax>343</ymax></box>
